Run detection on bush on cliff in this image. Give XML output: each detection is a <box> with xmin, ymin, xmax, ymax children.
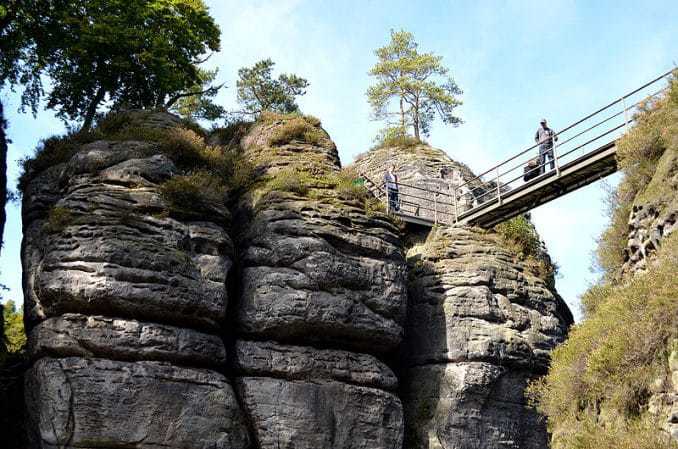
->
<box><xmin>530</xmin><ymin>73</ymin><xmax>678</xmax><ymax>449</ymax></box>
<box><xmin>19</xmin><ymin>111</ymin><xmax>256</xmax><ymax>214</ymax></box>
<box><xmin>494</xmin><ymin>215</ymin><xmax>558</xmax><ymax>282</ymax></box>
<box><xmin>528</xmin><ymin>233</ymin><xmax>678</xmax><ymax>449</ymax></box>
<box><xmin>597</xmin><ymin>74</ymin><xmax>678</xmax><ymax>278</ymax></box>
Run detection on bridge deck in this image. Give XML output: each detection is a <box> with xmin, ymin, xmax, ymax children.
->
<box><xmin>456</xmin><ymin>142</ymin><xmax>618</xmax><ymax>228</ymax></box>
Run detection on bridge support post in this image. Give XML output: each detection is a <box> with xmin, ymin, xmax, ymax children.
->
<box><xmin>553</xmin><ymin>136</ymin><xmax>561</xmax><ymax>177</ymax></box>
<box><xmin>453</xmin><ymin>188</ymin><xmax>459</xmax><ymax>223</ymax></box>
<box><xmin>496</xmin><ymin>168</ymin><xmax>502</xmax><ymax>205</ymax></box>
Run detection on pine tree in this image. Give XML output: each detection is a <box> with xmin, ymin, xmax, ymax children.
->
<box><xmin>367</xmin><ymin>29</ymin><xmax>463</xmax><ymax>141</ymax></box>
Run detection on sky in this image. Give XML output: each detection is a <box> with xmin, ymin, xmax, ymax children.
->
<box><xmin>1</xmin><ymin>0</ymin><xmax>677</xmax><ymax>320</ymax></box>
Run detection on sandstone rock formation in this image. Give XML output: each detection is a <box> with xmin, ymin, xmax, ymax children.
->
<box><xmin>231</xmin><ymin>114</ymin><xmax>408</xmax><ymax>448</ymax></box>
<box><xmin>402</xmin><ymin>226</ymin><xmax>573</xmax><ymax>449</ymax></box>
<box><xmin>21</xmin><ymin>112</ymin><xmax>250</xmax><ymax>449</ymax></box>
<box><xmin>18</xmin><ymin>111</ymin><xmax>572</xmax><ymax>449</ymax></box>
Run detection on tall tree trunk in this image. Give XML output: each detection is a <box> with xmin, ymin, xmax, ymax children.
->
<box><xmin>81</xmin><ymin>87</ymin><xmax>106</xmax><ymax>131</ymax></box>
<box><xmin>399</xmin><ymin>97</ymin><xmax>405</xmax><ymax>130</ymax></box>
<box><xmin>0</xmin><ymin>100</ymin><xmax>7</xmax><ymax>258</ymax></box>
<box><xmin>412</xmin><ymin>96</ymin><xmax>421</xmax><ymax>141</ymax></box>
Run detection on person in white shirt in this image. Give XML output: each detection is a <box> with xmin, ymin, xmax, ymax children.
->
<box><xmin>384</xmin><ymin>164</ymin><xmax>400</xmax><ymax>212</ymax></box>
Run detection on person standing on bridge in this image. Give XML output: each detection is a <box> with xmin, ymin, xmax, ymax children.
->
<box><xmin>384</xmin><ymin>164</ymin><xmax>400</xmax><ymax>212</ymax></box>
<box><xmin>535</xmin><ymin>118</ymin><xmax>558</xmax><ymax>174</ymax></box>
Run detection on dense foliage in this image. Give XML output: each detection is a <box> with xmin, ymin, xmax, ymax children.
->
<box><xmin>529</xmin><ymin>234</ymin><xmax>678</xmax><ymax>449</ymax></box>
<box><xmin>530</xmin><ymin>74</ymin><xmax>678</xmax><ymax>449</ymax></box>
<box><xmin>236</xmin><ymin>59</ymin><xmax>309</xmax><ymax>116</ymax></box>
<box><xmin>367</xmin><ymin>29</ymin><xmax>462</xmax><ymax>141</ymax></box>
<box><xmin>494</xmin><ymin>214</ymin><xmax>558</xmax><ymax>283</ymax></box>
<box><xmin>596</xmin><ymin>75</ymin><xmax>678</xmax><ymax>278</ymax></box>
<box><xmin>1</xmin><ymin>0</ymin><xmax>222</xmax><ymax>130</ymax></box>
<box><xmin>0</xmin><ymin>300</ymin><xmax>25</xmax><ymax>357</ymax></box>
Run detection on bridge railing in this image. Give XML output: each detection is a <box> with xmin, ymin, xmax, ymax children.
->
<box><xmin>450</xmin><ymin>69</ymin><xmax>674</xmax><ymax>222</ymax></box>
<box><xmin>364</xmin><ymin>69</ymin><xmax>674</xmax><ymax>226</ymax></box>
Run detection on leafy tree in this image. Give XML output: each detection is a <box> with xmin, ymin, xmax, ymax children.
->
<box><xmin>367</xmin><ymin>29</ymin><xmax>463</xmax><ymax>141</ymax></box>
<box><xmin>1</xmin><ymin>0</ymin><xmax>222</xmax><ymax>130</ymax></box>
<box><xmin>1</xmin><ymin>300</ymin><xmax>25</xmax><ymax>355</ymax></box>
<box><xmin>169</xmin><ymin>68</ymin><xmax>225</xmax><ymax>121</ymax></box>
<box><xmin>236</xmin><ymin>59</ymin><xmax>309</xmax><ymax>116</ymax></box>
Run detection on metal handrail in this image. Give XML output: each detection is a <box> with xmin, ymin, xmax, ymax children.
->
<box><xmin>366</xmin><ymin>69</ymin><xmax>674</xmax><ymax>227</ymax></box>
<box><xmin>453</xmin><ymin>69</ymin><xmax>674</xmax><ymax>192</ymax></box>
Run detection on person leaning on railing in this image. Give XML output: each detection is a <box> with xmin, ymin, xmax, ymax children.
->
<box><xmin>535</xmin><ymin>118</ymin><xmax>558</xmax><ymax>174</ymax></box>
<box><xmin>384</xmin><ymin>164</ymin><xmax>400</xmax><ymax>212</ymax></box>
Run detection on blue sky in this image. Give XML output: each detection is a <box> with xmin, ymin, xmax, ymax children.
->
<box><xmin>1</xmin><ymin>0</ymin><xmax>676</xmax><ymax>320</ymax></box>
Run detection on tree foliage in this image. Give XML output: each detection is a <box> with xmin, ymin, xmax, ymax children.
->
<box><xmin>1</xmin><ymin>300</ymin><xmax>25</xmax><ymax>356</ymax></box>
<box><xmin>236</xmin><ymin>59</ymin><xmax>309</xmax><ymax>116</ymax></box>
<box><xmin>1</xmin><ymin>0</ymin><xmax>222</xmax><ymax>130</ymax></box>
<box><xmin>367</xmin><ymin>29</ymin><xmax>463</xmax><ymax>141</ymax></box>
<box><xmin>169</xmin><ymin>68</ymin><xmax>226</xmax><ymax>121</ymax></box>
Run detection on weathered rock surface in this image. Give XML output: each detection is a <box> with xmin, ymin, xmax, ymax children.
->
<box><xmin>237</xmin><ymin>377</ymin><xmax>403</xmax><ymax>449</ymax></box>
<box><xmin>22</xmin><ymin>146</ymin><xmax>231</xmax><ymax>331</ymax></box>
<box><xmin>233</xmin><ymin>340</ymin><xmax>398</xmax><ymax>390</ymax></box>
<box><xmin>403</xmin><ymin>226</ymin><xmax>572</xmax><ymax>448</ymax></box>
<box><xmin>21</xmin><ymin>112</ymin><xmax>249</xmax><ymax>449</ymax></box>
<box><xmin>28</xmin><ymin>314</ymin><xmax>226</xmax><ymax>368</ymax></box>
<box><xmin>232</xmin><ymin>116</ymin><xmax>407</xmax><ymax>448</ymax></box>
<box><xmin>404</xmin><ymin>363</ymin><xmax>548</xmax><ymax>449</ymax></box>
<box><xmin>25</xmin><ymin>357</ymin><xmax>250</xmax><ymax>449</ymax></box>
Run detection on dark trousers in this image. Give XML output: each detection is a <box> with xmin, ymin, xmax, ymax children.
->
<box><xmin>539</xmin><ymin>145</ymin><xmax>555</xmax><ymax>173</ymax></box>
<box><xmin>388</xmin><ymin>188</ymin><xmax>399</xmax><ymax>212</ymax></box>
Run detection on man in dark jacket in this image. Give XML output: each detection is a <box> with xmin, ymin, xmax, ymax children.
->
<box><xmin>535</xmin><ymin>118</ymin><xmax>558</xmax><ymax>173</ymax></box>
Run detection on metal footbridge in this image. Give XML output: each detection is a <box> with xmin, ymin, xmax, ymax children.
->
<box><xmin>363</xmin><ymin>69</ymin><xmax>673</xmax><ymax>228</ymax></box>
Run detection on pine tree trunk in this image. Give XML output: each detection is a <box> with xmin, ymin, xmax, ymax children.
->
<box><xmin>413</xmin><ymin>96</ymin><xmax>420</xmax><ymax>141</ymax></box>
<box><xmin>399</xmin><ymin>97</ymin><xmax>405</xmax><ymax>130</ymax></box>
<box><xmin>0</xmin><ymin>100</ymin><xmax>7</xmax><ymax>257</ymax></box>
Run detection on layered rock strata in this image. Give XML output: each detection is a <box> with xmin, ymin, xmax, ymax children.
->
<box><xmin>402</xmin><ymin>226</ymin><xmax>573</xmax><ymax>449</ymax></box>
<box><xmin>21</xmin><ymin>112</ymin><xmax>250</xmax><ymax>449</ymax></box>
<box><xmin>231</xmin><ymin>116</ymin><xmax>408</xmax><ymax>448</ymax></box>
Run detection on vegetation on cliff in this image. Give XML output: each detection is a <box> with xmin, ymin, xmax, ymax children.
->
<box><xmin>529</xmin><ymin>75</ymin><xmax>678</xmax><ymax>449</ymax></box>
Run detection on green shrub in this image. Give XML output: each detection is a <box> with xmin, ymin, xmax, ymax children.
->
<box><xmin>159</xmin><ymin>171</ymin><xmax>226</xmax><ymax>219</ymax></box>
<box><xmin>44</xmin><ymin>206</ymin><xmax>74</xmax><ymax>233</ymax></box>
<box><xmin>596</xmin><ymin>73</ymin><xmax>678</xmax><ymax>278</ymax></box>
<box><xmin>0</xmin><ymin>301</ymin><xmax>25</xmax><ymax>357</ymax></box>
<box><xmin>268</xmin><ymin>116</ymin><xmax>326</xmax><ymax>146</ymax></box>
<box><xmin>529</xmin><ymin>233</ymin><xmax>678</xmax><ymax>449</ymax></box>
<box><xmin>264</xmin><ymin>168</ymin><xmax>312</xmax><ymax>195</ymax></box>
<box><xmin>494</xmin><ymin>215</ymin><xmax>557</xmax><ymax>280</ymax></box>
<box><xmin>373</xmin><ymin>126</ymin><xmax>423</xmax><ymax>149</ymax></box>
<box><xmin>211</xmin><ymin>120</ymin><xmax>253</xmax><ymax>146</ymax></box>
<box><xmin>324</xmin><ymin>167</ymin><xmax>369</xmax><ymax>202</ymax></box>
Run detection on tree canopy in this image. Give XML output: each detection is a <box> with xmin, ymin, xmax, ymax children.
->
<box><xmin>0</xmin><ymin>300</ymin><xmax>25</xmax><ymax>356</ymax></box>
<box><xmin>1</xmin><ymin>0</ymin><xmax>223</xmax><ymax>130</ymax></box>
<box><xmin>367</xmin><ymin>29</ymin><xmax>463</xmax><ymax>141</ymax></box>
<box><xmin>236</xmin><ymin>59</ymin><xmax>309</xmax><ymax>116</ymax></box>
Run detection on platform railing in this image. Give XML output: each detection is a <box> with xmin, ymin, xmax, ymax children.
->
<box><xmin>451</xmin><ymin>69</ymin><xmax>673</xmax><ymax>221</ymax></box>
<box><xmin>362</xmin><ymin>69</ymin><xmax>674</xmax><ymax>227</ymax></box>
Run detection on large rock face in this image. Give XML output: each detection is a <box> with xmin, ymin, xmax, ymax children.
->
<box><xmin>20</xmin><ymin>112</ymin><xmax>572</xmax><ymax>449</ymax></box>
<box><xmin>21</xmin><ymin>112</ymin><xmax>251</xmax><ymax>449</ymax></box>
<box><xmin>231</xmin><ymin>115</ymin><xmax>408</xmax><ymax>448</ymax></box>
<box><xmin>402</xmin><ymin>226</ymin><xmax>573</xmax><ymax>449</ymax></box>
